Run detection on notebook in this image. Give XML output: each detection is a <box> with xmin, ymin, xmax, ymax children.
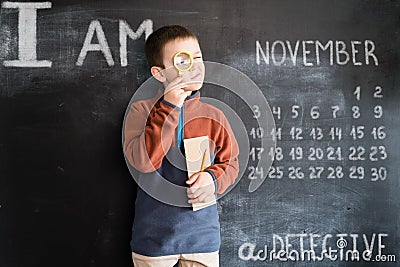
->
<box><xmin>183</xmin><ymin>136</ymin><xmax>217</xmax><ymax>211</ymax></box>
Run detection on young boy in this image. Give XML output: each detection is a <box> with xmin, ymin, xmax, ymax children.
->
<box><xmin>123</xmin><ymin>25</ymin><xmax>239</xmax><ymax>267</ymax></box>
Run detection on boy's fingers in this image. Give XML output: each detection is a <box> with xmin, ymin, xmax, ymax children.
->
<box><xmin>187</xmin><ymin>187</ymin><xmax>198</xmax><ymax>195</ymax></box>
<box><xmin>186</xmin><ymin>173</ymin><xmax>199</xmax><ymax>185</ymax></box>
<box><xmin>190</xmin><ymin>179</ymin><xmax>202</xmax><ymax>189</ymax></box>
<box><xmin>164</xmin><ymin>84</ymin><xmax>184</xmax><ymax>95</ymax></box>
<box><xmin>166</xmin><ymin>75</ymin><xmax>185</xmax><ymax>88</ymax></box>
<box><xmin>187</xmin><ymin>187</ymin><xmax>203</xmax><ymax>199</ymax></box>
<box><xmin>167</xmin><ymin>78</ymin><xmax>184</xmax><ymax>89</ymax></box>
<box><xmin>188</xmin><ymin>192</ymin><xmax>208</xmax><ymax>204</ymax></box>
<box><xmin>197</xmin><ymin>192</ymin><xmax>208</xmax><ymax>202</ymax></box>
<box><xmin>188</xmin><ymin>181</ymin><xmax>212</xmax><ymax>198</ymax></box>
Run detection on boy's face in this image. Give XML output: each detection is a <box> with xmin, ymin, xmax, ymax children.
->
<box><xmin>159</xmin><ymin>37</ymin><xmax>205</xmax><ymax>92</ymax></box>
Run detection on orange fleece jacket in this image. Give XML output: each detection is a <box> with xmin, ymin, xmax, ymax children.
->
<box><xmin>123</xmin><ymin>89</ymin><xmax>239</xmax><ymax>195</ymax></box>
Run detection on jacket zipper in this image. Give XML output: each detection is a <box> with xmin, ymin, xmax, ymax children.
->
<box><xmin>177</xmin><ymin>102</ymin><xmax>184</xmax><ymax>148</ymax></box>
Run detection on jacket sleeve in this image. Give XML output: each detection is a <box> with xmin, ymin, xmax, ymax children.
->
<box><xmin>123</xmin><ymin>99</ymin><xmax>180</xmax><ymax>173</ymax></box>
<box><xmin>204</xmin><ymin>113</ymin><xmax>239</xmax><ymax>195</ymax></box>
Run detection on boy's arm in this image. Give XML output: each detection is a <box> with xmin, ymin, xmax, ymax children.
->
<box><xmin>203</xmin><ymin>114</ymin><xmax>239</xmax><ymax>195</ymax></box>
<box><xmin>123</xmin><ymin>100</ymin><xmax>180</xmax><ymax>173</ymax></box>
<box><xmin>124</xmin><ymin>76</ymin><xmax>189</xmax><ymax>173</ymax></box>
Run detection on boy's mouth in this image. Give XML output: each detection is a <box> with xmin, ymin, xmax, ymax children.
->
<box><xmin>191</xmin><ymin>72</ymin><xmax>202</xmax><ymax>80</ymax></box>
<box><xmin>180</xmin><ymin>72</ymin><xmax>203</xmax><ymax>90</ymax></box>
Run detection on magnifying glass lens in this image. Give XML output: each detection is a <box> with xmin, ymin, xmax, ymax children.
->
<box><xmin>174</xmin><ymin>53</ymin><xmax>191</xmax><ymax>71</ymax></box>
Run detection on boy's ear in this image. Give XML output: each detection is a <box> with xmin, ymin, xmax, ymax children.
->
<box><xmin>150</xmin><ymin>66</ymin><xmax>166</xmax><ymax>83</ymax></box>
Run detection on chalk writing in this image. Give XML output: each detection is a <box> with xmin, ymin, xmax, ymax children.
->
<box><xmin>256</xmin><ymin>40</ymin><xmax>379</xmax><ymax>66</ymax></box>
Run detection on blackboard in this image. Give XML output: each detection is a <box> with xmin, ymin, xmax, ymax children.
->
<box><xmin>1</xmin><ymin>0</ymin><xmax>399</xmax><ymax>266</ymax></box>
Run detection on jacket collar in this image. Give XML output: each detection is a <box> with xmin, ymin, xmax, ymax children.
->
<box><xmin>186</xmin><ymin>90</ymin><xmax>200</xmax><ymax>100</ymax></box>
<box><xmin>182</xmin><ymin>90</ymin><xmax>200</xmax><ymax>111</ymax></box>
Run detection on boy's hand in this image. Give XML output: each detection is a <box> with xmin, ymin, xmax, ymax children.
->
<box><xmin>163</xmin><ymin>69</ymin><xmax>202</xmax><ymax>107</ymax></box>
<box><xmin>163</xmin><ymin>75</ymin><xmax>187</xmax><ymax>107</ymax></box>
<box><xmin>186</xmin><ymin>172</ymin><xmax>216</xmax><ymax>204</ymax></box>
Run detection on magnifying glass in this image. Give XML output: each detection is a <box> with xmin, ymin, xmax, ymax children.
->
<box><xmin>173</xmin><ymin>51</ymin><xmax>193</xmax><ymax>76</ymax></box>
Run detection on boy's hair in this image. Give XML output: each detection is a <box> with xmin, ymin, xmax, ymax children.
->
<box><xmin>145</xmin><ymin>25</ymin><xmax>198</xmax><ymax>68</ymax></box>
